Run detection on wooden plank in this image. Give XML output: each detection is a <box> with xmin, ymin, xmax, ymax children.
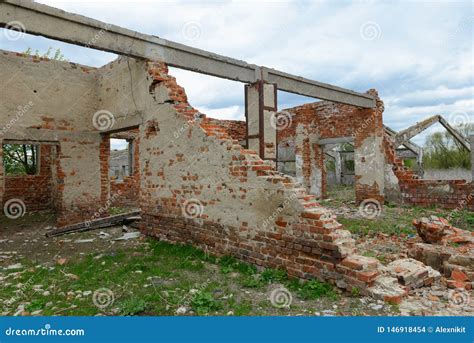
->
<box><xmin>45</xmin><ymin>211</ymin><xmax>141</xmax><ymax>237</ymax></box>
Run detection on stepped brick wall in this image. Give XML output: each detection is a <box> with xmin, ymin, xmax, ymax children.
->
<box><xmin>384</xmin><ymin>135</ymin><xmax>473</xmax><ymax>210</ymax></box>
<box><xmin>135</xmin><ymin>60</ymin><xmax>406</xmax><ymax>303</ymax></box>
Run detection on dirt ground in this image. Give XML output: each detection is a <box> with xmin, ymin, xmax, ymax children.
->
<box><xmin>1</xmin><ymin>196</ymin><xmax>473</xmax><ymax>316</ymax></box>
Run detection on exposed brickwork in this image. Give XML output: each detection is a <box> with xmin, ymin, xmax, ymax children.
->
<box><xmin>205</xmin><ymin>118</ymin><xmax>247</xmax><ymax>145</ymax></box>
<box><xmin>384</xmin><ymin>134</ymin><xmax>473</xmax><ymax>209</ymax></box>
<box><xmin>3</xmin><ymin>145</ymin><xmax>54</xmax><ymax>211</ymax></box>
<box><xmin>137</xmin><ymin>61</ymin><xmax>405</xmax><ymax>301</ymax></box>
<box><xmin>277</xmin><ymin>90</ymin><xmax>385</xmax><ymax>203</ymax></box>
<box><xmin>409</xmin><ymin>216</ymin><xmax>473</xmax><ymax>290</ymax></box>
<box><xmin>110</xmin><ymin>134</ymin><xmax>140</xmax><ymax>209</ymax></box>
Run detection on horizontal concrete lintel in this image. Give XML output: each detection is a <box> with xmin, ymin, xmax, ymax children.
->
<box><xmin>265</xmin><ymin>69</ymin><xmax>375</xmax><ymax>108</ymax></box>
<box><xmin>0</xmin><ymin>0</ymin><xmax>375</xmax><ymax>108</ymax></box>
<box><xmin>318</xmin><ymin>137</ymin><xmax>354</xmax><ymax>145</ymax></box>
<box><xmin>1</xmin><ymin>128</ymin><xmax>100</xmax><ymax>142</ymax></box>
<box><xmin>101</xmin><ymin>115</ymin><xmax>143</xmax><ymax>134</ymax></box>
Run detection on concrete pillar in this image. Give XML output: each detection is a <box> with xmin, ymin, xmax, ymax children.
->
<box><xmin>471</xmin><ymin>135</ymin><xmax>474</xmax><ymax>182</ymax></box>
<box><xmin>0</xmin><ymin>141</ymin><xmax>3</xmax><ymax>209</ymax></box>
<box><xmin>417</xmin><ymin>148</ymin><xmax>424</xmax><ymax>178</ymax></box>
<box><xmin>245</xmin><ymin>81</ymin><xmax>277</xmax><ymax>161</ymax></box>
<box><xmin>334</xmin><ymin>148</ymin><xmax>342</xmax><ymax>185</ymax></box>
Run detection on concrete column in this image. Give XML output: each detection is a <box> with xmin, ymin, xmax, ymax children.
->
<box><xmin>417</xmin><ymin>148</ymin><xmax>424</xmax><ymax>178</ymax></box>
<box><xmin>0</xmin><ymin>141</ymin><xmax>3</xmax><ymax>208</ymax></box>
<box><xmin>470</xmin><ymin>135</ymin><xmax>474</xmax><ymax>183</ymax></box>
<box><xmin>245</xmin><ymin>81</ymin><xmax>277</xmax><ymax>161</ymax></box>
<box><xmin>334</xmin><ymin>148</ymin><xmax>342</xmax><ymax>185</ymax></box>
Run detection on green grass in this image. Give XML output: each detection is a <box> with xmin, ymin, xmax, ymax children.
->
<box><xmin>323</xmin><ymin>185</ymin><xmax>472</xmax><ymax>235</ymax></box>
<box><xmin>190</xmin><ymin>291</ymin><xmax>223</xmax><ymax>315</ymax></box>
<box><xmin>0</xmin><ymin>237</ymin><xmax>342</xmax><ymax>316</ymax></box>
<box><xmin>287</xmin><ymin>279</ymin><xmax>338</xmax><ymax>301</ymax></box>
<box><xmin>118</xmin><ymin>297</ymin><xmax>148</xmax><ymax>315</ymax></box>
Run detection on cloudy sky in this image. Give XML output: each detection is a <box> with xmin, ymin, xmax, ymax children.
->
<box><xmin>1</xmin><ymin>0</ymin><xmax>472</xmax><ymax>147</ymax></box>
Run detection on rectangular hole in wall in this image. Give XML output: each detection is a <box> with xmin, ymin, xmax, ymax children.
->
<box><xmin>109</xmin><ymin>138</ymin><xmax>131</xmax><ymax>181</ymax></box>
<box><xmin>2</xmin><ymin>143</ymin><xmax>40</xmax><ymax>176</ymax></box>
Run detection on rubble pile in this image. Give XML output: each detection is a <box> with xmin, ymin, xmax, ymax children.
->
<box><xmin>410</xmin><ymin>216</ymin><xmax>473</xmax><ymax>290</ymax></box>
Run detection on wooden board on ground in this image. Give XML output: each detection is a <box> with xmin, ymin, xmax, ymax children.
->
<box><xmin>45</xmin><ymin>211</ymin><xmax>141</xmax><ymax>237</ymax></box>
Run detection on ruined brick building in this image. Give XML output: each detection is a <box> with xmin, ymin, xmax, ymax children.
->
<box><xmin>1</xmin><ymin>0</ymin><xmax>473</xmax><ymax>302</ymax></box>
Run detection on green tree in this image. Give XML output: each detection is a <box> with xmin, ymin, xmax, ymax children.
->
<box><xmin>423</xmin><ymin>123</ymin><xmax>472</xmax><ymax>169</ymax></box>
<box><xmin>3</xmin><ymin>144</ymin><xmax>38</xmax><ymax>175</ymax></box>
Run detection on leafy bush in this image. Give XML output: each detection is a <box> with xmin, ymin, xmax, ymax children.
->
<box><xmin>118</xmin><ymin>297</ymin><xmax>147</xmax><ymax>316</ymax></box>
<box><xmin>191</xmin><ymin>291</ymin><xmax>222</xmax><ymax>315</ymax></box>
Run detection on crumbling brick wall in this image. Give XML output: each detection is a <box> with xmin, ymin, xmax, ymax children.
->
<box><xmin>277</xmin><ymin>91</ymin><xmax>385</xmax><ymax>204</ymax></box>
<box><xmin>0</xmin><ymin>50</ymin><xmax>412</xmax><ymax>301</ymax></box>
<box><xmin>129</xmin><ymin>59</ymin><xmax>405</xmax><ymax>302</ymax></box>
<box><xmin>384</xmin><ymin>134</ymin><xmax>473</xmax><ymax>210</ymax></box>
<box><xmin>3</xmin><ymin>144</ymin><xmax>54</xmax><ymax>211</ymax></box>
<box><xmin>110</xmin><ymin>135</ymin><xmax>140</xmax><ymax>209</ymax></box>
<box><xmin>205</xmin><ymin>118</ymin><xmax>247</xmax><ymax>146</ymax></box>
<box><xmin>0</xmin><ymin>50</ymin><xmax>106</xmax><ymax>225</ymax></box>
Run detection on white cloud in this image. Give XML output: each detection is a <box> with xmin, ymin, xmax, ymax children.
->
<box><xmin>199</xmin><ymin>105</ymin><xmax>243</xmax><ymax>121</ymax></box>
<box><xmin>2</xmin><ymin>0</ymin><xmax>472</xmax><ymax>148</ymax></box>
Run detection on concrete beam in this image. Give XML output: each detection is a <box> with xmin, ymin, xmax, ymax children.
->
<box><xmin>438</xmin><ymin>116</ymin><xmax>471</xmax><ymax>151</ymax></box>
<box><xmin>264</xmin><ymin>68</ymin><xmax>375</xmax><ymax>108</ymax></box>
<box><xmin>394</xmin><ymin>115</ymin><xmax>470</xmax><ymax>151</ymax></box>
<box><xmin>0</xmin><ymin>0</ymin><xmax>375</xmax><ymax>108</ymax></box>
<box><xmin>394</xmin><ymin>115</ymin><xmax>441</xmax><ymax>148</ymax></box>
<box><xmin>384</xmin><ymin>125</ymin><xmax>421</xmax><ymax>155</ymax></box>
<box><xmin>470</xmin><ymin>136</ymin><xmax>474</xmax><ymax>182</ymax></box>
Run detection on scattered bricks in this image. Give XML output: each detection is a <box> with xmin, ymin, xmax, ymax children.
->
<box><xmin>341</xmin><ymin>254</ymin><xmax>379</xmax><ymax>272</ymax></box>
<box><xmin>369</xmin><ymin>276</ymin><xmax>407</xmax><ymax>305</ymax></box>
<box><xmin>386</xmin><ymin>258</ymin><xmax>440</xmax><ymax>289</ymax></box>
<box><xmin>413</xmin><ymin>216</ymin><xmax>448</xmax><ymax>243</ymax></box>
<box><xmin>409</xmin><ymin>216</ymin><xmax>473</xmax><ymax>290</ymax></box>
<box><xmin>357</xmin><ymin>270</ymin><xmax>380</xmax><ymax>283</ymax></box>
<box><xmin>451</xmin><ymin>269</ymin><xmax>469</xmax><ymax>282</ymax></box>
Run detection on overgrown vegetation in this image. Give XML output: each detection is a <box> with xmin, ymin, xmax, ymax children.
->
<box><xmin>3</xmin><ymin>144</ymin><xmax>38</xmax><ymax>175</ymax></box>
<box><xmin>1</xmin><ymin>239</ymin><xmax>344</xmax><ymax>316</ymax></box>
<box><xmin>22</xmin><ymin>47</ymin><xmax>67</xmax><ymax>61</ymax></box>
<box><xmin>423</xmin><ymin>123</ymin><xmax>472</xmax><ymax>169</ymax></box>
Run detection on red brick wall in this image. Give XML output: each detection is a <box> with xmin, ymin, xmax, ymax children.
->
<box><xmin>3</xmin><ymin>144</ymin><xmax>54</xmax><ymax>211</ymax></box>
<box><xmin>110</xmin><ymin>135</ymin><xmax>140</xmax><ymax>209</ymax></box>
<box><xmin>136</xmin><ymin>61</ymin><xmax>404</xmax><ymax>301</ymax></box>
<box><xmin>278</xmin><ymin>91</ymin><xmax>385</xmax><ymax>203</ymax></box>
<box><xmin>205</xmin><ymin>118</ymin><xmax>247</xmax><ymax>144</ymax></box>
<box><xmin>384</xmin><ymin>135</ymin><xmax>473</xmax><ymax>210</ymax></box>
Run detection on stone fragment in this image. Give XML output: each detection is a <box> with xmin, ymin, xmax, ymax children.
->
<box><xmin>386</xmin><ymin>258</ymin><xmax>440</xmax><ymax>288</ymax></box>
